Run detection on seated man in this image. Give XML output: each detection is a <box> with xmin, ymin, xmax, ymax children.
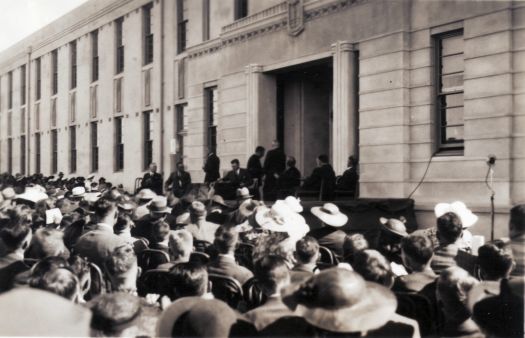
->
<box><xmin>29</xmin><ymin>266</ymin><xmax>81</xmax><ymax>303</ymax></box>
<box><xmin>301</xmin><ymin>154</ymin><xmax>336</xmax><ymax>201</ymax></box>
<box><xmin>353</xmin><ymin>249</ymin><xmax>395</xmax><ymax>288</ymax></box>
<box><xmin>336</xmin><ymin>155</ymin><xmax>358</xmax><ymax>193</ymax></box>
<box><xmin>431</xmin><ymin>212</ymin><xmax>464</xmax><ymax>274</ymax></box>
<box><xmin>26</xmin><ymin>228</ymin><xmax>70</xmax><ymax>260</ymax></box>
<box><xmin>149</xmin><ymin>221</ymin><xmax>171</xmax><ymax>254</ymax></box>
<box><xmin>184</xmin><ymin>201</ymin><xmax>219</xmax><ymax>244</ymax></box>
<box><xmin>208</xmin><ymin>226</ymin><xmax>253</xmax><ymax>285</ymax></box>
<box><xmin>291</xmin><ymin>236</ymin><xmax>319</xmax><ymax>284</ymax></box>
<box><xmin>133</xmin><ymin>196</ymin><xmax>175</xmax><ymax>242</ymax></box>
<box><xmin>393</xmin><ymin>234</ymin><xmax>436</xmax><ymax>293</ymax></box>
<box><xmin>168</xmin><ymin>261</ymin><xmax>213</xmax><ymax>300</ymax></box>
<box><xmin>277</xmin><ymin>156</ymin><xmax>301</xmax><ymax>199</ymax></box>
<box><xmin>157</xmin><ymin>230</ymin><xmax>193</xmax><ymax>270</ymax></box>
<box><xmin>105</xmin><ymin>244</ymin><xmax>140</xmax><ymax>294</ymax></box>
<box><xmin>141</xmin><ymin>163</ymin><xmax>163</xmax><ymax>196</ymax></box>
<box><xmin>165</xmin><ymin>162</ymin><xmax>192</xmax><ymax>198</ymax></box>
<box><xmin>244</xmin><ymin>256</ymin><xmax>293</xmax><ymax>331</ymax></box>
<box><xmin>216</xmin><ymin>159</ymin><xmax>252</xmax><ymax>199</ymax></box>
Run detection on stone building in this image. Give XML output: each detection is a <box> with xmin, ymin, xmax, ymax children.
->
<box><xmin>0</xmin><ymin>0</ymin><xmax>523</xmax><ymax>238</ymax></box>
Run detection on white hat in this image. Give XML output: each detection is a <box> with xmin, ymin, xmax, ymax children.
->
<box><xmin>434</xmin><ymin>201</ymin><xmax>478</xmax><ymax>228</ymax></box>
<box><xmin>284</xmin><ymin>196</ymin><xmax>303</xmax><ymax>213</ymax></box>
<box><xmin>71</xmin><ymin>186</ymin><xmax>86</xmax><ymax>198</ymax></box>
<box><xmin>255</xmin><ymin>200</ymin><xmax>310</xmax><ymax>239</ymax></box>
<box><xmin>16</xmin><ymin>188</ymin><xmax>49</xmax><ymax>204</ymax></box>
<box><xmin>311</xmin><ymin>203</ymin><xmax>348</xmax><ymax>227</ymax></box>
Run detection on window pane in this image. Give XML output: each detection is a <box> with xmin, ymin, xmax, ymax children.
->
<box><xmin>442</xmin><ymin>35</ymin><xmax>463</xmax><ymax>56</ymax></box>
<box><xmin>442</xmin><ymin>73</ymin><xmax>463</xmax><ymax>92</ymax></box>
<box><xmin>442</xmin><ymin>54</ymin><xmax>464</xmax><ymax>75</ymax></box>
<box><xmin>444</xmin><ymin>107</ymin><xmax>464</xmax><ymax>126</ymax></box>
<box><xmin>444</xmin><ymin>93</ymin><xmax>464</xmax><ymax>108</ymax></box>
<box><xmin>444</xmin><ymin>126</ymin><xmax>464</xmax><ymax>143</ymax></box>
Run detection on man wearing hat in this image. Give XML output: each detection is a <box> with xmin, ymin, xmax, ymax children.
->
<box><xmin>133</xmin><ymin>196</ymin><xmax>175</xmax><ymax>243</ymax></box>
<box><xmin>165</xmin><ymin>162</ymin><xmax>192</xmax><ymax>198</ymax></box>
<box><xmin>141</xmin><ymin>163</ymin><xmax>163</xmax><ymax>196</ymax></box>
<box><xmin>134</xmin><ymin>188</ymin><xmax>157</xmax><ymax>220</ymax></box>
<box><xmin>308</xmin><ymin>203</ymin><xmax>348</xmax><ymax>257</ymax></box>
<box><xmin>185</xmin><ymin>201</ymin><xmax>219</xmax><ymax>243</ymax></box>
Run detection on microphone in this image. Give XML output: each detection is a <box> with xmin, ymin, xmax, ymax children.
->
<box><xmin>487</xmin><ymin>155</ymin><xmax>497</xmax><ymax>166</ymax></box>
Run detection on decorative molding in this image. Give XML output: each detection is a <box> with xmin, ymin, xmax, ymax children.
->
<box><xmin>287</xmin><ymin>0</ymin><xmax>304</xmax><ymax>36</ymax></box>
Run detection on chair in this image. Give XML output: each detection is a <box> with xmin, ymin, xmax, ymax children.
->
<box><xmin>317</xmin><ymin>245</ymin><xmax>339</xmax><ymax>269</ymax></box>
<box><xmin>235</xmin><ymin>242</ymin><xmax>254</xmax><ymax>271</ymax></box>
<box><xmin>85</xmin><ymin>262</ymin><xmax>106</xmax><ymax>301</ymax></box>
<box><xmin>138</xmin><ymin>249</ymin><xmax>170</xmax><ymax>271</ymax></box>
<box><xmin>137</xmin><ymin>269</ymin><xmax>174</xmax><ymax>298</ymax></box>
<box><xmin>189</xmin><ymin>251</ymin><xmax>210</xmax><ymax>266</ymax></box>
<box><xmin>395</xmin><ymin>292</ymin><xmax>437</xmax><ymax>337</ymax></box>
<box><xmin>208</xmin><ymin>273</ymin><xmax>244</xmax><ymax>309</ymax></box>
<box><xmin>242</xmin><ymin>277</ymin><xmax>266</xmax><ymax>311</ymax></box>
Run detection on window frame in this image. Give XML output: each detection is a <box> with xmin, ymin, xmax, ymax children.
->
<box><xmin>115</xmin><ymin>17</ymin><xmax>125</xmax><ymax>74</ymax></box>
<box><xmin>91</xmin><ymin>30</ymin><xmax>99</xmax><ymax>82</ymax></box>
<box><xmin>51</xmin><ymin>50</ymin><xmax>58</xmax><ymax>95</ymax></box>
<box><xmin>143</xmin><ymin>111</ymin><xmax>153</xmax><ymax>170</ymax></box>
<box><xmin>70</xmin><ymin>41</ymin><xmax>77</xmax><ymax>89</ymax></box>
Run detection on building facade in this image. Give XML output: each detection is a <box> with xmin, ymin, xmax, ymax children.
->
<box><xmin>0</xmin><ymin>0</ymin><xmax>523</xmax><ymax>238</ymax></box>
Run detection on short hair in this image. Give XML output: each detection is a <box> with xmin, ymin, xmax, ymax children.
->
<box><xmin>352</xmin><ymin>249</ymin><xmax>394</xmax><ymax>288</ymax></box>
<box><xmin>253</xmin><ymin>255</ymin><xmax>290</xmax><ymax>295</ymax></box>
<box><xmin>169</xmin><ymin>230</ymin><xmax>193</xmax><ymax>260</ymax></box>
<box><xmin>151</xmin><ymin>221</ymin><xmax>170</xmax><ymax>242</ymax></box>
<box><xmin>295</xmin><ymin>236</ymin><xmax>319</xmax><ymax>264</ymax></box>
<box><xmin>510</xmin><ymin>204</ymin><xmax>525</xmax><ymax>235</ymax></box>
<box><xmin>286</xmin><ymin>156</ymin><xmax>296</xmax><ymax>167</ymax></box>
<box><xmin>343</xmin><ymin>233</ymin><xmax>368</xmax><ymax>264</ymax></box>
<box><xmin>93</xmin><ymin>198</ymin><xmax>116</xmax><ymax>219</ymax></box>
<box><xmin>0</xmin><ymin>223</ymin><xmax>31</xmax><ymax>251</ymax></box>
<box><xmin>437</xmin><ymin>212</ymin><xmax>463</xmax><ymax>244</ymax></box>
<box><xmin>317</xmin><ymin>154</ymin><xmax>329</xmax><ymax>164</ymax></box>
<box><xmin>477</xmin><ymin>240</ymin><xmax>514</xmax><ymax>280</ymax></box>
<box><xmin>169</xmin><ymin>262</ymin><xmax>208</xmax><ymax>298</ymax></box>
<box><xmin>231</xmin><ymin>159</ymin><xmax>240</xmax><ymax>166</ymax></box>
<box><xmin>255</xmin><ymin>146</ymin><xmax>265</xmax><ymax>153</ymax></box>
<box><xmin>105</xmin><ymin>245</ymin><xmax>137</xmax><ymax>277</ymax></box>
<box><xmin>437</xmin><ymin>267</ymin><xmax>478</xmax><ymax>305</ymax></box>
<box><xmin>401</xmin><ymin>234</ymin><xmax>433</xmax><ymax>266</ymax></box>
<box><xmin>27</xmin><ymin>228</ymin><xmax>68</xmax><ymax>259</ymax></box>
<box><xmin>90</xmin><ymin>292</ymin><xmax>142</xmax><ymax>336</ymax></box>
<box><xmin>30</xmin><ymin>267</ymin><xmax>79</xmax><ymax>301</ymax></box>
<box><xmin>213</xmin><ymin>226</ymin><xmax>238</xmax><ymax>254</ymax></box>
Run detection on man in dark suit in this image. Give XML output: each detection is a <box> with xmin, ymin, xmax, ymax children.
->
<box><xmin>208</xmin><ymin>226</ymin><xmax>253</xmax><ymax>285</ymax></box>
<box><xmin>222</xmin><ymin>159</ymin><xmax>252</xmax><ymax>190</ymax></box>
<box><xmin>141</xmin><ymin>163</ymin><xmax>163</xmax><ymax>196</ymax></box>
<box><xmin>263</xmin><ymin>140</ymin><xmax>286</xmax><ymax>201</ymax></box>
<box><xmin>278</xmin><ymin>156</ymin><xmax>301</xmax><ymax>198</ymax></box>
<box><xmin>165</xmin><ymin>162</ymin><xmax>192</xmax><ymax>198</ymax></box>
<box><xmin>247</xmin><ymin>146</ymin><xmax>265</xmax><ymax>183</ymax></box>
<box><xmin>302</xmin><ymin>154</ymin><xmax>336</xmax><ymax>201</ymax></box>
<box><xmin>203</xmin><ymin>151</ymin><xmax>220</xmax><ymax>184</ymax></box>
<box><xmin>336</xmin><ymin>155</ymin><xmax>359</xmax><ymax>194</ymax></box>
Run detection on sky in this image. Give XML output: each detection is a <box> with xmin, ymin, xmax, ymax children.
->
<box><xmin>0</xmin><ymin>0</ymin><xmax>89</xmax><ymax>53</ymax></box>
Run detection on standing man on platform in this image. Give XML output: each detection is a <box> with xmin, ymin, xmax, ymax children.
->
<box><xmin>141</xmin><ymin>163</ymin><xmax>163</xmax><ymax>196</ymax></box>
<box><xmin>263</xmin><ymin>140</ymin><xmax>286</xmax><ymax>201</ymax></box>
<box><xmin>247</xmin><ymin>146</ymin><xmax>265</xmax><ymax>199</ymax></box>
<box><xmin>165</xmin><ymin>162</ymin><xmax>192</xmax><ymax>198</ymax></box>
<box><xmin>203</xmin><ymin>150</ymin><xmax>221</xmax><ymax>185</ymax></box>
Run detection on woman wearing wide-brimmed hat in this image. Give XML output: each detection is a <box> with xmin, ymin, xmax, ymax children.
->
<box><xmin>308</xmin><ymin>203</ymin><xmax>348</xmax><ymax>257</ymax></box>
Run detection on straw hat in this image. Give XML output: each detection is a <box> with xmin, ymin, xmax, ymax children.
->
<box><xmin>136</xmin><ymin>189</ymin><xmax>156</xmax><ymax>201</ymax></box>
<box><xmin>236</xmin><ymin>187</ymin><xmax>252</xmax><ymax>200</ymax></box>
<box><xmin>255</xmin><ymin>200</ymin><xmax>310</xmax><ymax>239</ymax></box>
<box><xmin>71</xmin><ymin>186</ymin><xmax>86</xmax><ymax>198</ymax></box>
<box><xmin>2</xmin><ymin>187</ymin><xmax>16</xmax><ymax>200</ymax></box>
<box><xmin>311</xmin><ymin>203</ymin><xmax>348</xmax><ymax>227</ymax></box>
<box><xmin>147</xmin><ymin>197</ymin><xmax>171</xmax><ymax>214</ymax></box>
<box><xmin>434</xmin><ymin>201</ymin><xmax>478</xmax><ymax>228</ymax></box>
<box><xmin>16</xmin><ymin>188</ymin><xmax>49</xmax><ymax>204</ymax></box>
<box><xmin>284</xmin><ymin>196</ymin><xmax>303</xmax><ymax>213</ymax></box>
<box><xmin>379</xmin><ymin>217</ymin><xmax>409</xmax><ymax>238</ymax></box>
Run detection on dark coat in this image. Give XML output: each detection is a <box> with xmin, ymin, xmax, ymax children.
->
<box><xmin>392</xmin><ymin>269</ymin><xmax>437</xmax><ymax>293</ymax></box>
<box><xmin>336</xmin><ymin>166</ymin><xmax>358</xmax><ymax>192</ymax></box>
<box><xmin>303</xmin><ymin>164</ymin><xmax>336</xmax><ymax>200</ymax></box>
<box><xmin>263</xmin><ymin>148</ymin><xmax>286</xmax><ymax>175</ymax></box>
<box><xmin>307</xmin><ymin>226</ymin><xmax>346</xmax><ymax>257</ymax></box>
<box><xmin>247</xmin><ymin>154</ymin><xmax>264</xmax><ymax>181</ymax></box>
<box><xmin>278</xmin><ymin>167</ymin><xmax>301</xmax><ymax>190</ymax></box>
<box><xmin>141</xmin><ymin>172</ymin><xmax>163</xmax><ymax>195</ymax></box>
<box><xmin>207</xmin><ymin>255</ymin><xmax>253</xmax><ymax>286</ymax></box>
<box><xmin>222</xmin><ymin>168</ymin><xmax>252</xmax><ymax>189</ymax></box>
<box><xmin>203</xmin><ymin>153</ymin><xmax>221</xmax><ymax>183</ymax></box>
<box><xmin>165</xmin><ymin>170</ymin><xmax>192</xmax><ymax>198</ymax></box>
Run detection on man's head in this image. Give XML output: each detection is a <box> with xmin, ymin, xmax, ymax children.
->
<box><xmin>105</xmin><ymin>245</ymin><xmax>139</xmax><ymax>292</ymax></box>
<box><xmin>509</xmin><ymin>204</ymin><xmax>525</xmax><ymax>239</ymax></box>
<box><xmin>27</xmin><ymin>228</ymin><xmax>69</xmax><ymax>260</ymax></box>
<box><xmin>477</xmin><ymin>240</ymin><xmax>514</xmax><ymax>280</ymax></box>
<box><xmin>189</xmin><ymin>201</ymin><xmax>207</xmax><ymax>223</ymax></box>
<box><xmin>230</xmin><ymin>159</ymin><xmax>240</xmax><ymax>172</ymax></box>
<box><xmin>271</xmin><ymin>140</ymin><xmax>280</xmax><ymax>149</ymax></box>
<box><xmin>176</xmin><ymin>162</ymin><xmax>185</xmax><ymax>173</ymax></box>
<box><xmin>151</xmin><ymin>221</ymin><xmax>171</xmax><ymax>243</ymax></box>
<box><xmin>342</xmin><ymin>233</ymin><xmax>368</xmax><ymax>265</ymax></box>
<box><xmin>437</xmin><ymin>267</ymin><xmax>478</xmax><ymax>315</ymax></box>
<box><xmin>89</xmin><ymin>293</ymin><xmax>143</xmax><ymax>337</ymax></box>
<box><xmin>213</xmin><ymin>226</ymin><xmax>238</xmax><ymax>255</ymax></box>
<box><xmin>255</xmin><ymin>146</ymin><xmax>265</xmax><ymax>157</ymax></box>
<box><xmin>437</xmin><ymin>212</ymin><xmax>463</xmax><ymax>245</ymax></box>
<box><xmin>316</xmin><ymin>154</ymin><xmax>329</xmax><ymax>166</ymax></box>
<box><xmin>30</xmin><ymin>267</ymin><xmax>80</xmax><ymax>302</ymax></box>
<box><xmin>286</xmin><ymin>156</ymin><xmax>296</xmax><ymax>168</ymax></box>
<box><xmin>0</xmin><ymin>222</ymin><xmax>32</xmax><ymax>253</ymax></box>
<box><xmin>253</xmin><ymin>255</ymin><xmax>290</xmax><ymax>297</ymax></box>
<box><xmin>169</xmin><ymin>262</ymin><xmax>209</xmax><ymax>299</ymax></box>
<box><xmin>294</xmin><ymin>236</ymin><xmax>319</xmax><ymax>265</ymax></box>
<box><xmin>149</xmin><ymin>163</ymin><xmax>158</xmax><ymax>173</ymax></box>
<box><xmin>352</xmin><ymin>249</ymin><xmax>394</xmax><ymax>288</ymax></box>
<box><xmin>93</xmin><ymin>198</ymin><xmax>118</xmax><ymax>226</ymax></box>
<box><xmin>400</xmin><ymin>234</ymin><xmax>433</xmax><ymax>272</ymax></box>
<box><xmin>347</xmin><ymin>156</ymin><xmax>357</xmax><ymax>167</ymax></box>
<box><xmin>169</xmin><ymin>230</ymin><xmax>193</xmax><ymax>262</ymax></box>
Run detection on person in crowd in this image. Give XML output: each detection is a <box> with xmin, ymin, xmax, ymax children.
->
<box><xmin>291</xmin><ymin>236</ymin><xmax>319</xmax><ymax>284</ymax></box>
<box><xmin>222</xmin><ymin>159</ymin><xmax>252</xmax><ymax>190</ymax></box>
<box><xmin>302</xmin><ymin>154</ymin><xmax>336</xmax><ymax>201</ymax></box>
<box><xmin>0</xmin><ymin>220</ymin><xmax>32</xmax><ymax>269</ymax></box>
<box><xmin>336</xmin><ymin>155</ymin><xmax>359</xmax><ymax>194</ymax></box>
<box><xmin>263</xmin><ymin>140</ymin><xmax>286</xmax><ymax>201</ymax></box>
<box><xmin>184</xmin><ymin>201</ymin><xmax>219</xmax><ymax>244</ymax></box>
<box><xmin>165</xmin><ymin>161</ymin><xmax>192</xmax><ymax>198</ymax></box>
<box><xmin>244</xmin><ymin>255</ymin><xmax>293</xmax><ymax>331</ymax></box>
<box><xmin>149</xmin><ymin>221</ymin><xmax>171</xmax><ymax>254</ymax></box>
<box><xmin>29</xmin><ymin>265</ymin><xmax>81</xmax><ymax>302</ymax></box>
<box><xmin>377</xmin><ymin>216</ymin><xmax>409</xmax><ymax>266</ymax></box>
<box><xmin>392</xmin><ymin>234</ymin><xmax>436</xmax><ymax>293</ymax></box>
<box><xmin>208</xmin><ymin>226</ymin><xmax>253</xmax><ymax>285</ymax></box>
<box><xmin>509</xmin><ymin>203</ymin><xmax>525</xmax><ymax>277</ymax></box>
<box><xmin>203</xmin><ymin>149</ymin><xmax>221</xmax><ymax>185</ymax></box>
<box><xmin>134</xmin><ymin>188</ymin><xmax>156</xmax><ymax>220</ymax></box>
<box><xmin>253</xmin><ymin>232</ymin><xmax>297</xmax><ymax>270</ymax></box>
<box><xmin>157</xmin><ymin>230</ymin><xmax>193</xmax><ymax>270</ymax></box>
<box><xmin>141</xmin><ymin>163</ymin><xmax>163</xmax><ymax>196</ymax></box>
<box><xmin>68</xmin><ymin>255</ymin><xmax>91</xmax><ymax>302</ymax></box>
<box><xmin>247</xmin><ymin>146</ymin><xmax>265</xmax><ymax>185</ymax></box>
<box><xmin>74</xmin><ymin>198</ymin><xmax>125</xmax><ymax>268</ymax></box>
<box><xmin>104</xmin><ymin>244</ymin><xmax>140</xmax><ymax>294</ymax></box>
<box><xmin>342</xmin><ymin>233</ymin><xmax>368</xmax><ymax>266</ymax></box>
<box><xmin>168</xmin><ymin>261</ymin><xmax>213</xmax><ymax>300</ymax></box>
<box><xmin>308</xmin><ymin>203</ymin><xmax>348</xmax><ymax>257</ymax></box>
<box><xmin>26</xmin><ymin>227</ymin><xmax>70</xmax><ymax>260</ymax></box>
<box><xmin>133</xmin><ymin>196</ymin><xmax>173</xmax><ymax>242</ymax></box>
<box><xmin>353</xmin><ymin>249</ymin><xmax>395</xmax><ymax>288</ymax></box>
<box><xmin>277</xmin><ymin>156</ymin><xmax>302</xmax><ymax>199</ymax></box>
<box><xmin>431</xmin><ymin>212</ymin><xmax>464</xmax><ymax>274</ymax></box>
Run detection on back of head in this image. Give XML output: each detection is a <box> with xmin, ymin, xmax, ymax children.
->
<box><xmin>93</xmin><ymin>197</ymin><xmax>116</xmax><ymax>220</ymax></box>
<box><xmin>169</xmin><ymin>230</ymin><xmax>193</xmax><ymax>261</ymax></box>
<box><xmin>343</xmin><ymin>233</ymin><xmax>368</xmax><ymax>264</ymax></box>
<box><xmin>0</xmin><ymin>221</ymin><xmax>31</xmax><ymax>252</ymax></box>
<box><xmin>105</xmin><ymin>244</ymin><xmax>137</xmax><ymax>280</ymax></box>
<box><xmin>89</xmin><ymin>292</ymin><xmax>142</xmax><ymax>337</ymax></box>
<box><xmin>352</xmin><ymin>249</ymin><xmax>394</xmax><ymax>288</ymax></box>
<box><xmin>27</xmin><ymin>227</ymin><xmax>68</xmax><ymax>260</ymax></box>
<box><xmin>510</xmin><ymin>204</ymin><xmax>525</xmax><ymax>237</ymax></box>
<box><xmin>30</xmin><ymin>267</ymin><xmax>79</xmax><ymax>301</ymax></box>
<box><xmin>401</xmin><ymin>234</ymin><xmax>433</xmax><ymax>269</ymax></box>
<box><xmin>169</xmin><ymin>261</ymin><xmax>208</xmax><ymax>299</ymax></box>
<box><xmin>437</xmin><ymin>212</ymin><xmax>463</xmax><ymax>245</ymax></box>
<box><xmin>255</xmin><ymin>146</ymin><xmax>265</xmax><ymax>154</ymax></box>
<box><xmin>295</xmin><ymin>236</ymin><xmax>319</xmax><ymax>265</ymax></box>
<box><xmin>437</xmin><ymin>266</ymin><xmax>478</xmax><ymax>306</ymax></box>
<box><xmin>151</xmin><ymin>221</ymin><xmax>170</xmax><ymax>242</ymax></box>
<box><xmin>253</xmin><ymin>255</ymin><xmax>290</xmax><ymax>296</ymax></box>
<box><xmin>477</xmin><ymin>240</ymin><xmax>514</xmax><ymax>280</ymax></box>
<box><xmin>318</xmin><ymin>154</ymin><xmax>329</xmax><ymax>164</ymax></box>
<box><xmin>213</xmin><ymin>226</ymin><xmax>238</xmax><ymax>254</ymax></box>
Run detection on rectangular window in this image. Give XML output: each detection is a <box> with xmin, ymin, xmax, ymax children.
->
<box><xmin>35</xmin><ymin>133</ymin><xmax>41</xmax><ymax>174</ymax></box>
<box><xmin>7</xmin><ymin>111</ymin><xmax>12</xmax><ymax>136</ymax></box>
<box><xmin>91</xmin><ymin>30</ymin><xmax>99</xmax><ymax>82</ymax></box>
<box><xmin>35</xmin><ymin>102</ymin><xmax>40</xmax><ymax>130</ymax></box>
<box><xmin>20</xmin><ymin>107</ymin><xmax>25</xmax><ymax>134</ymax></box>
<box><xmin>70</xmin><ymin>126</ymin><xmax>77</xmax><ymax>173</ymax></box>
<box><xmin>115</xmin><ymin>77</ymin><xmax>123</xmax><ymax>113</ymax></box>
<box><xmin>70</xmin><ymin>91</ymin><xmax>76</xmax><ymax>122</ymax></box>
<box><xmin>20</xmin><ymin>65</ymin><xmax>26</xmax><ymax>105</ymax></box>
<box><xmin>90</xmin><ymin>85</ymin><xmax>97</xmax><ymax>118</ymax></box>
<box><xmin>51</xmin><ymin>97</ymin><xmax>57</xmax><ymax>127</ymax></box>
<box><xmin>175</xmin><ymin>104</ymin><xmax>186</xmax><ymax>160</ymax></box>
<box><xmin>205</xmin><ymin>86</ymin><xmax>218</xmax><ymax>154</ymax></box>
<box><xmin>203</xmin><ymin>0</ymin><xmax>210</xmax><ymax>41</ymax></box>
<box><xmin>20</xmin><ymin>135</ymin><xmax>26</xmax><ymax>175</ymax></box>
<box><xmin>234</xmin><ymin>0</ymin><xmax>248</xmax><ymax>20</ymax></box>
<box><xmin>143</xmin><ymin>111</ymin><xmax>153</xmax><ymax>170</ymax></box>
<box><xmin>115</xmin><ymin>17</ymin><xmax>125</xmax><ymax>74</ymax></box>
<box><xmin>143</xmin><ymin>3</ymin><xmax>154</xmax><ymax>65</ymax></box>
<box><xmin>35</xmin><ymin>58</ymin><xmax>41</xmax><ymax>100</ymax></box>
<box><xmin>177</xmin><ymin>0</ymin><xmax>188</xmax><ymax>53</ymax></box>
<box><xmin>91</xmin><ymin>122</ymin><xmax>99</xmax><ymax>172</ymax></box>
<box><xmin>7</xmin><ymin>138</ymin><xmax>12</xmax><ymax>174</ymax></box>
<box><xmin>8</xmin><ymin>71</ymin><xmax>12</xmax><ymax>109</ymax></box>
<box><xmin>115</xmin><ymin>117</ymin><xmax>124</xmax><ymax>171</ymax></box>
<box><xmin>52</xmin><ymin>49</ymin><xmax>58</xmax><ymax>95</ymax></box>
<box><xmin>435</xmin><ymin>30</ymin><xmax>464</xmax><ymax>153</ymax></box>
<box><xmin>177</xmin><ymin>57</ymin><xmax>185</xmax><ymax>99</ymax></box>
<box><xmin>70</xmin><ymin>41</ymin><xmax>77</xmax><ymax>89</ymax></box>
<box><xmin>51</xmin><ymin>129</ymin><xmax>58</xmax><ymax>174</ymax></box>
<box><xmin>144</xmin><ymin>68</ymin><xmax>151</xmax><ymax>106</ymax></box>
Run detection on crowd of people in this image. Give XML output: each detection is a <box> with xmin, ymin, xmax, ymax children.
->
<box><xmin>0</xmin><ymin>162</ymin><xmax>523</xmax><ymax>337</ymax></box>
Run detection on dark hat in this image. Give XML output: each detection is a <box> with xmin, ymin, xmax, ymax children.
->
<box><xmin>147</xmin><ymin>196</ymin><xmax>171</xmax><ymax>214</ymax></box>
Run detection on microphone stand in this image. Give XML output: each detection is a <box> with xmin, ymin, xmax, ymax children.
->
<box><xmin>485</xmin><ymin>165</ymin><xmax>495</xmax><ymax>241</ymax></box>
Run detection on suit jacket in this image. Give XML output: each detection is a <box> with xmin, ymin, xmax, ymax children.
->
<box><xmin>263</xmin><ymin>148</ymin><xmax>286</xmax><ymax>175</ymax></box>
<box><xmin>203</xmin><ymin>153</ymin><xmax>221</xmax><ymax>183</ymax></box>
<box><xmin>222</xmin><ymin>168</ymin><xmax>252</xmax><ymax>189</ymax></box>
<box><xmin>278</xmin><ymin>167</ymin><xmax>301</xmax><ymax>190</ymax></box>
<box><xmin>307</xmin><ymin>226</ymin><xmax>346</xmax><ymax>257</ymax></box>
<box><xmin>336</xmin><ymin>166</ymin><xmax>358</xmax><ymax>192</ymax></box>
<box><xmin>303</xmin><ymin>164</ymin><xmax>336</xmax><ymax>200</ymax></box>
<box><xmin>247</xmin><ymin>154</ymin><xmax>264</xmax><ymax>181</ymax></box>
<box><xmin>141</xmin><ymin>172</ymin><xmax>163</xmax><ymax>195</ymax></box>
<box><xmin>290</xmin><ymin>265</ymin><xmax>315</xmax><ymax>284</ymax></box>
<box><xmin>165</xmin><ymin>171</ymin><xmax>192</xmax><ymax>198</ymax></box>
<box><xmin>74</xmin><ymin>224</ymin><xmax>126</xmax><ymax>268</ymax></box>
<box><xmin>185</xmin><ymin>220</ymin><xmax>219</xmax><ymax>244</ymax></box>
<box><xmin>207</xmin><ymin>254</ymin><xmax>253</xmax><ymax>286</ymax></box>
<box><xmin>244</xmin><ymin>296</ymin><xmax>294</xmax><ymax>331</ymax></box>
<box><xmin>392</xmin><ymin>269</ymin><xmax>437</xmax><ymax>293</ymax></box>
